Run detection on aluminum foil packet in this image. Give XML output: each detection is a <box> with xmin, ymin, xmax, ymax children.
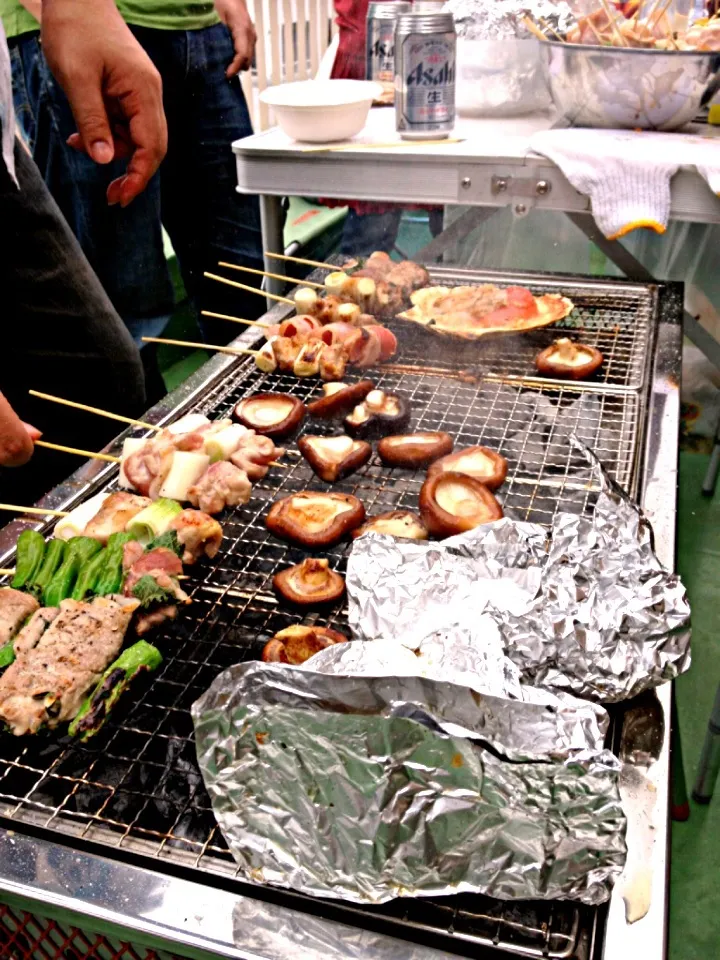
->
<box><xmin>348</xmin><ymin>446</ymin><xmax>691</xmax><ymax>703</ymax></box>
<box><xmin>193</xmin><ymin>660</ymin><xmax>625</xmax><ymax>905</ymax></box>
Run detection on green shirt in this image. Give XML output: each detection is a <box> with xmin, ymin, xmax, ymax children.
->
<box><xmin>0</xmin><ymin>0</ymin><xmax>219</xmax><ymax>39</ymax></box>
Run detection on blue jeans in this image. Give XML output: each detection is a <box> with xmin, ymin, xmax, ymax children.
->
<box><xmin>9</xmin><ymin>23</ymin><xmax>264</xmax><ymax>348</ymax></box>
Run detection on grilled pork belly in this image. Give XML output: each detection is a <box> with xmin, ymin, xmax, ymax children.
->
<box><xmin>0</xmin><ymin>596</ymin><xmax>139</xmax><ymax>735</ymax></box>
<box><xmin>0</xmin><ymin>588</ymin><xmax>39</xmax><ymax>648</ymax></box>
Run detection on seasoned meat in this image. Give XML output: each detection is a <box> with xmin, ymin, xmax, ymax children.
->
<box><xmin>188</xmin><ymin>461</ymin><xmax>252</xmax><ymax>515</ymax></box>
<box><xmin>13</xmin><ymin>607</ymin><xmax>61</xmax><ymax>657</ymax></box>
<box><xmin>123</xmin><ymin>547</ymin><xmax>188</xmax><ymax>603</ymax></box>
<box><xmin>169</xmin><ymin>510</ymin><xmax>223</xmax><ymax>564</ymax></box>
<box><xmin>0</xmin><ymin>588</ymin><xmax>39</xmax><ymax>648</ymax></box>
<box><xmin>85</xmin><ymin>492</ymin><xmax>152</xmax><ymax>543</ymax></box>
<box><xmin>230</xmin><ymin>434</ymin><xmax>284</xmax><ymax>482</ymax></box>
<box><xmin>135</xmin><ymin>603</ymin><xmax>178</xmax><ymax>636</ymax></box>
<box><xmin>0</xmin><ymin>596</ymin><xmax>139</xmax><ymax>735</ymax></box>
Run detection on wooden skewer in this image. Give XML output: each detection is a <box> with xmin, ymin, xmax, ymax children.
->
<box><xmin>597</xmin><ymin>0</ymin><xmax>628</xmax><ymax>45</ymax></box>
<box><xmin>644</xmin><ymin>0</ymin><xmax>668</xmax><ymax>27</ymax></box>
<box><xmin>201</xmin><ymin>310</ymin><xmax>269</xmax><ymax>328</ymax></box>
<box><xmin>522</xmin><ymin>16</ymin><xmax>550</xmax><ymax>41</ymax></box>
<box><xmin>0</xmin><ymin>504</ymin><xmax>69</xmax><ymax>517</ymax></box>
<box><xmin>142</xmin><ymin>336</ymin><xmax>258</xmax><ymax>357</ymax></box>
<box><xmin>217</xmin><ymin>261</ymin><xmax>324</xmax><ymax>289</ymax></box>
<box><xmin>648</xmin><ymin>0</ymin><xmax>674</xmax><ymax>30</ymax></box>
<box><xmin>585</xmin><ymin>16</ymin><xmax>609</xmax><ymax>44</ymax></box>
<box><xmin>538</xmin><ymin>16</ymin><xmax>565</xmax><ymax>41</ymax></box>
<box><xmin>0</xmin><ymin>569</ymin><xmax>14</xmax><ymax>577</ymax></box>
<box><xmin>29</xmin><ymin>390</ymin><xmax>161</xmax><ymax>433</ymax></box>
<box><xmin>204</xmin><ymin>272</ymin><xmax>294</xmax><ymax>305</ymax></box>
<box><xmin>264</xmin><ymin>251</ymin><xmax>338</xmax><ymax>270</ymax></box>
<box><xmin>35</xmin><ymin>440</ymin><xmax>121</xmax><ymax>464</ymax></box>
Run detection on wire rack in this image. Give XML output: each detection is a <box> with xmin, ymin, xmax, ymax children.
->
<box><xmin>0</xmin><ymin>270</ymin><xmax>657</xmax><ymax>960</ymax></box>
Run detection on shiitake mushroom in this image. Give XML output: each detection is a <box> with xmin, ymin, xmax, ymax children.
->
<box><xmin>419</xmin><ymin>471</ymin><xmax>503</xmax><ymax>538</ymax></box>
<box><xmin>266</xmin><ymin>491</ymin><xmax>365</xmax><ymax>546</ymax></box>
<box><xmin>535</xmin><ymin>338</ymin><xmax>603</xmax><ymax>380</ymax></box>
<box><xmin>262</xmin><ymin>625</ymin><xmax>348</xmax><ymax>665</ymax></box>
<box><xmin>307</xmin><ymin>380</ymin><xmax>375</xmax><ymax>419</ymax></box>
<box><xmin>298</xmin><ymin>435</ymin><xmax>371</xmax><ymax>483</ymax></box>
<box><xmin>351</xmin><ymin>510</ymin><xmax>429</xmax><ymax>540</ymax></box>
<box><xmin>428</xmin><ymin>445</ymin><xmax>507</xmax><ymax>490</ymax></box>
<box><xmin>377</xmin><ymin>431</ymin><xmax>453</xmax><ymax>468</ymax></box>
<box><xmin>344</xmin><ymin>389</ymin><xmax>410</xmax><ymax>440</ymax></box>
<box><xmin>233</xmin><ymin>393</ymin><xmax>305</xmax><ymax>439</ymax></box>
<box><xmin>273</xmin><ymin>558</ymin><xmax>345</xmax><ymax>606</ymax></box>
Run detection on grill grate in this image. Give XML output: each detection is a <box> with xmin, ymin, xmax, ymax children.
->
<box><xmin>0</xmin><ymin>271</ymin><xmax>656</xmax><ymax>960</ymax></box>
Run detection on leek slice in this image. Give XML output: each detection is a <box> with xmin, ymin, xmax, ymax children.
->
<box><xmin>158</xmin><ymin>451</ymin><xmax>209</xmax><ymax>501</ymax></box>
<box><xmin>55</xmin><ymin>492</ymin><xmax>110</xmax><ymax>541</ymax></box>
<box><xmin>126</xmin><ymin>498</ymin><xmax>183</xmax><ymax>545</ymax></box>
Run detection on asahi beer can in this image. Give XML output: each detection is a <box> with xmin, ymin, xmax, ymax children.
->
<box><xmin>394</xmin><ymin>11</ymin><xmax>456</xmax><ymax>139</ymax></box>
<box><xmin>365</xmin><ymin>2</ymin><xmax>411</xmax><ymax>104</ymax></box>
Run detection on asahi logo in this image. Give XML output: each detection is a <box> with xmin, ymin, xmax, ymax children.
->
<box><xmin>406</xmin><ymin>58</ymin><xmax>455</xmax><ymax>86</ymax></box>
<box><xmin>370</xmin><ymin>37</ymin><xmax>394</xmax><ymax>59</ymax></box>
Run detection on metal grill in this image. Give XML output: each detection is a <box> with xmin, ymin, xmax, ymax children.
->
<box><xmin>0</xmin><ymin>270</ymin><xmax>657</xmax><ymax>960</ymax></box>
<box><xmin>0</xmin><ymin>903</ymin><xmax>184</xmax><ymax>960</ymax></box>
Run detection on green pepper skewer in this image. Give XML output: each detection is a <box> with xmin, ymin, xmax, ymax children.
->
<box><xmin>28</xmin><ymin>539</ymin><xmax>66</xmax><ymax>601</ymax></box>
<box><xmin>94</xmin><ymin>531</ymin><xmax>135</xmax><ymax>596</ymax></box>
<box><xmin>43</xmin><ymin>537</ymin><xmax>102</xmax><ymax>608</ymax></box>
<box><xmin>71</xmin><ymin>547</ymin><xmax>108</xmax><ymax>601</ymax></box>
<box><xmin>11</xmin><ymin>531</ymin><xmax>45</xmax><ymax>590</ymax></box>
<box><xmin>69</xmin><ymin>640</ymin><xmax>162</xmax><ymax>739</ymax></box>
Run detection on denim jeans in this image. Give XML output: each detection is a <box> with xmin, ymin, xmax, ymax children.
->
<box><xmin>9</xmin><ymin>23</ymin><xmax>265</xmax><ymax>349</ymax></box>
<box><xmin>0</xmin><ymin>141</ymin><xmax>146</xmax><ymax>504</ymax></box>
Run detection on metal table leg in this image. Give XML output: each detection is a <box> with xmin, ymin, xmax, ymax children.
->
<box><xmin>566</xmin><ymin>212</ymin><xmax>720</xmax><ymax>371</ymax></box>
<box><xmin>693</xmin><ymin>682</ymin><xmax>720</xmax><ymax>802</ymax></box>
<box><xmin>259</xmin><ymin>195</ymin><xmax>285</xmax><ymax>305</ymax></box>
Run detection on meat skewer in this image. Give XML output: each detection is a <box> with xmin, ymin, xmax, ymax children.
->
<box><xmin>29</xmin><ymin>390</ymin><xmax>160</xmax><ymax>433</ymax></box>
<box><xmin>217</xmin><ymin>260</ymin><xmax>325</xmax><ymax>290</ymax></box>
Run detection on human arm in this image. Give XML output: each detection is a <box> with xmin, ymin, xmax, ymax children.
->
<box><xmin>214</xmin><ymin>0</ymin><xmax>256</xmax><ymax>77</ymax></box>
<box><xmin>0</xmin><ymin>393</ymin><xmax>40</xmax><ymax>467</ymax></box>
<box><xmin>40</xmin><ymin>0</ymin><xmax>167</xmax><ymax>206</ymax></box>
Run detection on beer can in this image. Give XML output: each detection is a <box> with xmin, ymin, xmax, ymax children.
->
<box><xmin>366</xmin><ymin>2</ymin><xmax>411</xmax><ymax>104</ymax></box>
<box><xmin>394</xmin><ymin>12</ymin><xmax>456</xmax><ymax>140</ymax></box>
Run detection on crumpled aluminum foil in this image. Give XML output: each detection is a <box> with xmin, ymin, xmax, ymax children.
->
<box><xmin>348</xmin><ymin>446</ymin><xmax>691</xmax><ymax>703</ymax></box>
<box><xmin>444</xmin><ymin>0</ymin><xmax>574</xmax><ymax>40</ymax></box>
<box><xmin>193</xmin><ymin>660</ymin><xmax>625</xmax><ymax>905</ymax></box>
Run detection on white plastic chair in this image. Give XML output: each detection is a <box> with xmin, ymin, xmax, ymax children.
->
<box><xmin>242</xmin><ymin>0</ymin><xmax>338</xmax><ymax>131</ymax></box>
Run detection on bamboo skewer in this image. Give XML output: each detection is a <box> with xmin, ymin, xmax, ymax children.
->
<box><xmin>585</xmin><ymin>16</ymin><xmax>609</xmax><ymax>44</ymax></box>
<box><xmin>0</xmin><ymin>504</ymin><xmax>69</xmax><ymax>517</ymax></box>
<box><xmin>264</xmin><ymin>251</ymin><xmax>337</xmax><ymax>270</ymax></box>
<box><xmin>35</xmin><ymin>440</ymin><xmax>121</xmax><ymax>464</ymax></box>
<box><xmin>201</xmin><ymin>310</ymin><xmax>269</xmax><ymax>328</ymax></box>
<box><xmin>598</xmin><ymin>0</ymin><xmax>628</xmax><ymax>45</ymax></box>
<box><xmin>522</xmin><ymin>16</ymin><xmax>550</xmax><ymax>41</ymax></box>
<box><xmin>217</xmin><ymin>262</ymin><xmax>324</xmax><ymax>289</ymax></box>
<box><xmin>538</xmin><ymin>16</ymin><xmax>565</xmax><ymax>41</ymax></box>
<box><xmin>142</xmin><ymin>336</ymin><xmax>258</xmax><ymax>357</ymax></box>
<box><xmin>203</xmin><ymin>272</ymin><xmax>294</xmax><ymax>305</ymax></box>
<box><xmin>0</xmin><ymin>569</ymin><xmax>14</xmax><ymax>577</ymax></box>
<box><xmin>649</xmin><ymin>0</ymin><xmax>674</xmax><ymax>30</ymax></box>
<box><xmin>29</xmin><ymin>391</ymin><xmax>161</xmax><ymax>433</ymax></box>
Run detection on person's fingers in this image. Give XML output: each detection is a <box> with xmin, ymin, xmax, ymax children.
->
<box><xmin>226</xmin><ymin>52</ymin><xmax>244</xmax><ymax>78</ymax></box>
<box><xmin>22</xmin><ymin>423</ymin><xmax>42</xmax><ymax>442</ymax></box>
<box><xmin>62</xmin><ymin>80</ymin><xmax>115</xmax><ymax>165</ymax></box>
<box><xmin>67</xmin><ymin>131</ymin><xmax>133</xmax><ymax>159</ymax></box>
<box><xmin>106</xmin><ymin>145</ymin><xmax>162</xmax><ymax>206</ymax></box>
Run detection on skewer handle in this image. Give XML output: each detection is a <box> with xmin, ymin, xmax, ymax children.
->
<box><xmin>142</xmin><ymin>336</ymin><xmax>259</xmax><ymax>358</ymax></box>
<box><xmin>217</xmin><ymin>261</ymin><xmax>324</xmax><ymax>290</ymax></box>
<box><xmin>263</xmin><ymin>251</ymin><xmax>337</xmax><ymax>271</ymax></box>
<box><xmin>204</xmin><ymin>271</ymin><xmax>294</xmax><ymax>305</ymax></box>
<box><xmin>29</xmin><ymin>390</ymin><xmax>161</xmax><ymax>433</ymax></box>
<box><xmin>35</xmin><ymin>440</ymin><xmax>121</xmax><ymax>464</ymax></box>
<box><xmin>0</xmin><ymin>504</ymin><xmax>69</xmax><ymax>517</ymax></box>
<box><xmin>201</xmin><ymin>310</ymin><xmax>269</xmax><ymax>328</ymax></box>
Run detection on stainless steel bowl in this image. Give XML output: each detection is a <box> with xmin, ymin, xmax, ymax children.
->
<box><xmin>541</xmin><ymin>41</ymin><xmax>720</xmax><ymax>130</ymax></box>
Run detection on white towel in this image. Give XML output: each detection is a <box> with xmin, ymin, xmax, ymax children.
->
<box><xmin>530</xmin><ymin>128</ymin><xmax>720</xmax><ymax>240</ymax></box>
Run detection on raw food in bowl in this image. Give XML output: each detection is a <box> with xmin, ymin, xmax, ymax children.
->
<box><xmin>259</xmin><ymin>80</ymin><xmax>383</xmax><ymax>143</ymax></box>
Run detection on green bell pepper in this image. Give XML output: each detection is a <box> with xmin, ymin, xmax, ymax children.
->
<box><xmin>11</xmin><ymin>530</ymin><xmax>45</xmax><ymax>590</ymax></box>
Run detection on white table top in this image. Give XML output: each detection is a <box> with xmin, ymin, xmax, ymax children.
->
<box><xmin>233</xmin><ymin>108</ymin><xmax>720</xmax><ymax>224</ymax></box>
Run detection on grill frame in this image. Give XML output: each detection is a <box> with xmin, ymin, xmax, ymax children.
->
<box><xmin>0</xmin><ymin>268</ymin><xmax>678</xmax><ymax>960</ymax></box>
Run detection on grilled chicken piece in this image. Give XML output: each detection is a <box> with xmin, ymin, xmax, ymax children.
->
<box><xmin>169</xmin><ymin>510</ymin><xmax>223</xmax><ymax>564</ymax></box>
<box><xmin>0</xmin><ymin>589</ymin><xmax>39</xmax><ymax>648</ymax></box>
<box><xmin>230</xmin><ymin>433</ymin><xmax>284</xmax><ymax>482</ymax></box>
<box><xmin>187</xmin><ymin>461</ymin><xmax>252</xmax><ymax>515</ymax></box>
<box><xmin>85</xmin><ymin>492</ymin><xmax>152</xmax><ymax>543</ymax></box>
<box><xmin>0</xmin><ymin>596</ymin><xmax>139</xmax><ymax>735</ymax></box>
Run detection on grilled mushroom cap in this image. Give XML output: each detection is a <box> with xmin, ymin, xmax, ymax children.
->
<box><xmin>273</xmin><ymin>558</ymin><xmax>345</xmax><ymax>606</ymax></box>
<box><xmin>351</xmin><ymin>510</ymin><xmax>429</xmax><ymax>540</ymax></box>
<box><xmin>344</xmin><ymin>390</ymin><xmax>411</xmax><ymax>440</ymax></box>
<box><xmin>261</xmin><ymin>624</ymin><xmax>348</xmax><ymax>665</ymax></box>
<box><xmin>419</xmin><ymin>471</ymin><xmax>503</xmax><ymax>538</ymax></box>
<box><xmin>298</xmin><ymin>435</ymin><xmax>371</xmax><ymax>483</ymax></box>
<box><xmin>428</xmin><ymin>445</ymin><xmax>507</xmax><ymax>490</ymax></box>
<box><xmin>377</xmin><ymin>432</ymin><xmax>453</xmax><ymax>468</ymax></box>
<box><xmin>266</xmin><ymin>491</ymin><xmax>365</xmax><ymax>546</ymax></box>
<box><xmin>233</xmin><ymin>393</ymin><xmax>305</xmax><ymax>439</ymax></box>
<box><xmin>307</xmin><ymin>380</ymin><xmax>375</xmax><ymax>418</ymax></box>
<box><xmin>535</xmin><ymin>338</ymin><xmax>603</xmax><ymax>380</ymax></box>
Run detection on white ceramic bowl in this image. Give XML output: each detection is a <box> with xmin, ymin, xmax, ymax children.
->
<box><xmin>259</xmin><ymin>80</ymin><xmax>383</xmax><ymax>143</ymax></box>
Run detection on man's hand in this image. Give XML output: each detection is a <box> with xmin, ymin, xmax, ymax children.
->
<box><xmin>41</xmin><ymin>0</ymin><xmax>167</xmax><ymax>206</ymax></box>
<box><xmin>0</xmin><ymin>394</ymin><xmax>40</xmax><ymax>468</ymax></box>
<box><xmin>215</xmin><ymin>0</ymin><xmax>256</xmax><ymax>77</ymax></box>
